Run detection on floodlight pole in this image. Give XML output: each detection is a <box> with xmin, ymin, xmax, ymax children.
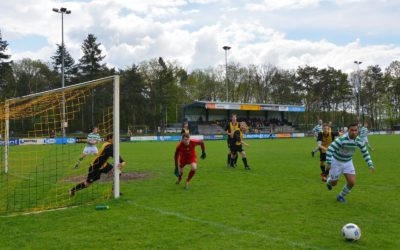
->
<box><xmin>223</xmin><ymin>46</ymin><xmax>231</xmax><ymax>102</ymax></box>
<box><xmin>354</xmin><ymin>61</ymin><xmax>362</xmax><ymax>122</ymax></box>
<box><xmin>53</xmin><ymin>7</ymin><xmax>71</xmax><ymax>138</ymax></box>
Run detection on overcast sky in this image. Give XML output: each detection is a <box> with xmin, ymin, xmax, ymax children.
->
<box><xmin>1</xmin><ymin>0</ymin><xmax>399</xmax><ymax>73</ymax></box>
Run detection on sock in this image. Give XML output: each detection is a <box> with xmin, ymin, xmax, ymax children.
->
<box><xmin>242</xmin><ymin>158</ymin><xmax>248</xmax><ymax>168</ymax></box>
<box><xmin>230</xmin><ymin>156</ymin><xmax>235</xmax><ymax>167</ymax></box>
<box><xmin>320</xmin><ymin>164</ymin><xmax>326</xmax><ymax>175</ymax></box>
<box><xmin>312</xmin><ymin>146</ymin><xmax>319</xmax><ymax>153</ymax></box>
<box><xmin>77</xmin><ymin>157</ymin><xmax>83</xmax><ymax>164</ymax></box>
<box><xmin>71</xmin><ymin>182</ymin><xmax>86</xmax><ymax>192</ymax></box>
<box><xmin>227</xmin><ymin>154</ymin><xmax>231</xmax><ymax>165</ymax></box>
<box><xmin>339</xmin><ymin>184</ymin><xmax>352</xmax><ymax>197</ymax></box>
<box><xmin>326</xmin><ymin>177</ymin><xmax>331</xmax><ymax>185</ymax></box>
<box><xmin>186</xmin><ymin>170</ymin><xmax>196</xmax><ymax>183</ymax></box>
<box><xmin>234</xmin><ymin>156</ymin><xmax>238</xmax><ymax>164</ymax></box>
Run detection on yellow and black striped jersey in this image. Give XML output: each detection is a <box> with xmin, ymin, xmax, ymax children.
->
<box><xmin>225</xmin><ymin>122</ymin><xmax>239</xmax><ymax>139</ymax></box>
<box><xmin>233</xmin><ymin>130</ymin><xmax>244</xmax><ymax>146</ymax></box>
<box><xmin>181</xmin><ymin>128</ymin><xmax>190</xmax><ymax>135</ymax></box>
<box><xmin>317</xmin><ymin>131</ymin><xmax>339</xmax><ymax>153</ymax></box>
<box><xmin>91</xmin><ymin>142</ymin><xmax>124</xmax><ymax>169</ymax></box>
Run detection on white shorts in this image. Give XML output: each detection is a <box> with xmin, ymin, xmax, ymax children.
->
<box><xmin>328</xmin><ymin>157</ymin><xmax>355</xmax><ymax>181</ymax></box>
<box><xmin>83</xmin><ymin>146</ymin><xmax>98</xmax><ymax>155</ymax></box>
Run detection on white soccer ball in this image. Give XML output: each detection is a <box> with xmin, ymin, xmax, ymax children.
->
<box><xmin>342</xmin><ymin>223</ymin><xmax>361</xmax><ymax>241</ymax></box>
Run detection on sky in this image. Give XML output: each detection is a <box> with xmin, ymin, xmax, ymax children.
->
<box><xmin>1</xmin><ymin>0</ymin><xmax>400</xmax><ymax>73</ymax></box>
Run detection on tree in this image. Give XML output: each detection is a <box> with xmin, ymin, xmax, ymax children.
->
<box><xmin>270</xmin><ymin>68</ymin><xmax>301</xmax><ymax>105</ymax></box>
<box><xmin>251</xmin><ymin>64</ymin><xmax>275</xmax><ymax>103</ymax></box>
<box><xmin>187</xmin><ymin>69</ymin><xmax>222</xmax><ymax>102</ymax></box>
<box><xmin>51</xmin><ymin>44</ymin><xmax>76</xmax><ymax>84</ymax></box>
<box><xmin>362</xmin><ymin>65</ymin><xmax>385</xmax><ymax>129</ymax></box>
<box><xmin>10</xmin><ymin>59</ymin><xmax>58</xmax><ymax>133</ymax></box>
<box><xmin>331</xmin><ymin>69</ymin><xmax>352</xmax><ymax>127</ymax></box>
<box><xmin>296</xmin><ymin>66</ymin><xmax>320</xmax><ymax>127</ymax></box>
<box><xmin>384</xmin><ymin>61</ymin><xmax>400</xmax><ymax>128</ymax></box>
<box><xmin>0</xmin><ymin>29</ymin><xmax>15</xmax><ymax>100</ymax></box>
<box><xmin>78</xmin><ymin>34</ymin><xmax>106</xmax><ymax>79</ymax></box>
<box><xmin>0</xmin><ymin>30</ymin><xmax>11</xmax><ymax>62</ymax></box>
<box><xmin>12</xmin><ymin>59</ymin><xmax>57</xmax><ymax>97</ymax></box>
<box><xmin>75</xmin><ymin>34</ymin><xmax>114</xmax><ymax>129</ymax></box>
<box><xmin>119</xmin><ymin>64</ymin><xmax>148</xmax><ymax>130</ymax></box>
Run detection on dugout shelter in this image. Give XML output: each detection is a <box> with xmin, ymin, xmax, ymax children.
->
<box><xmin>182</xmin><ymin>101</ymin><xmax>304</xmax><ymax>123</ymax></box>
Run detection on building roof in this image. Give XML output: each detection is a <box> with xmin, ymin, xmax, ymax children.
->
<box><xmin>184</xmin><ymin>101</ymin><xmax>305</xmax><ymax>112</ymax></box>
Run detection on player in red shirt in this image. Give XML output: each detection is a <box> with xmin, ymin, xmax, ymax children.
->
<box><xmin>174</xmin><ymin>133</ymin><xmax>206</xmax><ymax>190</ymax></box>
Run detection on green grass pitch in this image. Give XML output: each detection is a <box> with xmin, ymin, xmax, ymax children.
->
<box><xmin>0</xmin><ymin>135</ymin><xmax>399</xmax><ymax>249</ymax></box>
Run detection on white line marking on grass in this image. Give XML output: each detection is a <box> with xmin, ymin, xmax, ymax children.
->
<box><xmin>132</xmin><ymin>202</ymin><xmax>323</xmax><ymax>250</ymax></box>
<box><xmin>7</xmin><ymin>173</ymin><xmax>34</xmax><ymax>180</ymax></box>
<box><xmin>0</xmin><ymin>206</ymin><xmax>79</xmax><ymax>217</ymax></box>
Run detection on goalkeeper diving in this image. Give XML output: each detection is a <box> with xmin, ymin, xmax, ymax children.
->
<box><xmin>70</xmin><ymin>134</ymin><xmax>125</xmax><ymax>196</ymax></box>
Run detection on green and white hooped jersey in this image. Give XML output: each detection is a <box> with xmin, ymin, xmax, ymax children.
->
<box><xmin>87</xmin><ymin>132</ymin><xmax>101</xmax><ymax>147</ymax></box>
<box><xmin>326</xmin><ymin>133</ymin><xmax>373</xmax><ymax>167</ymax></box>
<box><xmin>359</xmin><ymin>127</ymin><xmax>369</xmax><ymax>139</ymax></box>
<box><xmin>312</xmin><ymin>124</ymin><xmax>322</xmax><ymax>133</ymax></box>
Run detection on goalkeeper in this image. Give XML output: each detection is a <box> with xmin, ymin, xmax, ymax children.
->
<box><xmin>70</xmin><ymin>134</ymin><xmax>125</xmax><ymax>196</ymax></box>
<box><xmin>74</xmin><ymin>127</ymin><xmax>101</xmax><ymax>168</ymax></box>
<box><xmin>174</xmin><ymin>133</ymin><xmax>206</xmax><ymax>190</ymax></box>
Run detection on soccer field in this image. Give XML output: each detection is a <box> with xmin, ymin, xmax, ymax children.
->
<box><xmin>0</xmin><ymin>135</ymin><xmax>399</xmax><ymax>249</ymax></box>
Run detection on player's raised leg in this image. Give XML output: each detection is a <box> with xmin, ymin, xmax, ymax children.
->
<box><xmin>337</xmin><ymin>173</ymin><xmax>355</xmax><ymax>203</ymax></box>
<box><xmin>326</xmin><ymin>165</ymin><xmax>340</xmax><ymax>191</ymax></box>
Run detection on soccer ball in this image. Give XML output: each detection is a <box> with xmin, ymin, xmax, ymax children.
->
<box><xmin>342</xmin><ymin>223</ymin><xmax>361</xmax><ymax>241</ymax></box>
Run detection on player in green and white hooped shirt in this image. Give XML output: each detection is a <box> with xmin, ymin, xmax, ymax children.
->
<box><xmin>311</xmin><ymin>119</ymin><xmax>323</xmax><ymax>157</ymax></box>
<box><xmin>359</xmin><ymin>121</ymin><xmax>373</xmax><ymax>151</ymax></box>
<box><xmin>74</xmin><ymin>127</ymin><xmax>102</xmax><ymax>169</ymax></box>
<box><xmin>326</xmin><ymin>122</ymin><xmax>375</xmax><ymax>203</ymax></box>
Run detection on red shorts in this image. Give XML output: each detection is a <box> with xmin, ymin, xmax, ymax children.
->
<box><xmin>179</xmin><ymin>157</ymin><xmax>197</xmax><ymax>167</ymax></box>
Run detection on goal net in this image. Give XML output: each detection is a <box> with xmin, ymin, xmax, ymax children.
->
<box><xmin>0</xmin><ymin>75</ymin><xmax>120</xmax><ymax>215</ymax></box>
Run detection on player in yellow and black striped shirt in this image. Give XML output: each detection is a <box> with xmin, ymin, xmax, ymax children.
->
<box><xmin>316</xmin><ymin>123</ymin><xmax>340</xmax><ymax>182</ymax></box>
<box><xmin>70</xmin><ymin>134</ymin><xmax>125</xmax><ymax>196</ymax></box>
<box><xmin>180</xmin><ymin>121</ymin><xmax>190</xmax><ymax>136</ymax></box>
<box><xmin>230</xmin><ymin>122</ymin><xmax>250</xmax><ymax>170</ymax></box>
<box><xmin>224</xmin><ymin>113</ymin><xmax>240</xmax><ymax>167</ymax></box>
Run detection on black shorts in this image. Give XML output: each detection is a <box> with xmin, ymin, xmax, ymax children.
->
<box><xmin>227</xmin><ymin>139</ymin><xmax>232</xmax><ymax>148</ymax></box>
<box><xmin>86</xmin><ymin>163</ymin><xmax>114</xmax><ymax>183</ymax></box>
<box><xmin>320</xmin><ymin>152</ymin><xmax>326</xmax><ymax>162</ymax></box>
<box><xmin>230</xmin><ymin>144</ymin><xmax>243</xmax><ymax>153</ymax></box>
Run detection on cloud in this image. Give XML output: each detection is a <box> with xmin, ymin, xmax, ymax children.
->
<box><xmin>245</xmin><ymin>0</ymin><xmax>319</xmax><ymax>11</ymax></box>
<box><xmin>1</xmin><ymin>0</ymin><xmax>400</xmax><ymax>73</ymax></box>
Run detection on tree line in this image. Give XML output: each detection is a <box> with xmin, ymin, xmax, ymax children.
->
<box><xmin>1</xmin><ymin>29</ymin><xmax>400</xmax><ymax>133</ymax></box>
